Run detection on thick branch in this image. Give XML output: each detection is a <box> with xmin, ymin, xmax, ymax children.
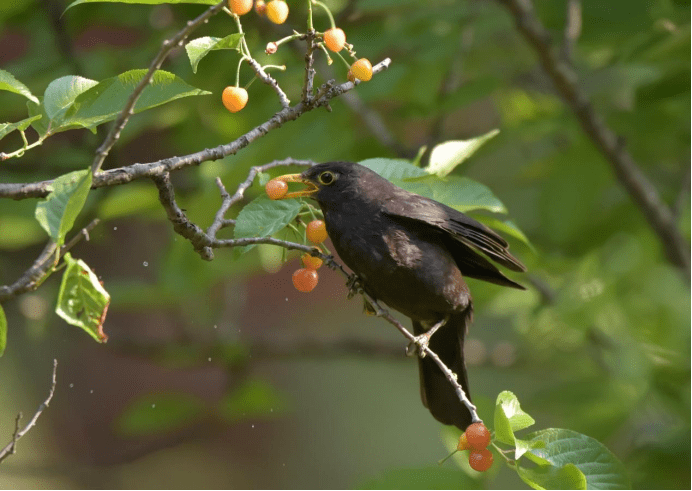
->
<box><xmin>0</xmin><ymin>360</ymin><xmax>58</xmax><ymax>463</ymax></box>
<box><xmin>498</xmin><ymin>0</ymin><xmax>690</xmax><ymax>277</ymax></box>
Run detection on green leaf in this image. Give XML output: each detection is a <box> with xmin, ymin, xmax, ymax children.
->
<box><xmin>27</xmin><ymin>98</ymin><xmax>50</xmax><ymax>137</ymax></box>
<box><xmin>56</xmin><ymin>253</ymin><xmax>110</xmax><ymax>343</ymax></box>
<box><xmin>359</xmin><ymin>158</ymin><xmax>428</xmax><ymax>180</ymax></box>
<box><xmin>394</xmin><ymin>175</ymin><xmax>507</xmax><ymax>214</ymax></box>
<box><xmin>217</xmin><ymin>379</ymin><xmax>287</xmax><ymax>422</ymax></box>
<box><xmin>0</xmin><ymin>69</ymin><xmax>38</xmax><ymax>103</ymax></box>
<box><xmin>524</xmin><ymin>429</ymin><xmax>631</xmax><ymax>490</ymax></box>
<box><xmin>0</xmin><ymin>114</ymin><xmax>42</xmax><ymax>142</ymax></box>
<box><xmin>65</xmin><ymin>0</ymin><xmax>217</xmax><ymax>11</ymax></box>
<box><xmin>35</xmin><ymin>169</ymin><xmax>92</xmax><ymax>246</ymax></box>
<box><xmin>51</xmin><ymin>69</ymin><xmax>210</xmax><ymax>133</ymax></box>
<box><xmin>116</xmin><ymin>392</ymin><xmax>206</xmax><ymax>437</ymax></box>
<box><xmin>0</xmin><ymin>304</ymin><xmax>6</xmax><ymax>357</ymax></box>
<box><xmin>515</xmin><ymin>437</ymin><xmax>547</xmax><ymax>461</ymax></box>
<box><xmin>186</xmin><ymin>34</ymin><xmax>244</xmax><ymax>73</ymax></box>
<box><xmin>517</xmin><ymin>462</ymin><xmax>587</xmax><ymax>490</ymax></box>
<box><xmin>233</xmin><ymin>195</ymin><xmax>303</xmax><ymax>255</ymax></box>
<box><xmin>43</xmin><ymin>75</ymin><xmax>99</xmax><ymax>120</ymax></box>
<box><xmin>427</xmin><ymin>130</ymin><xmax>499</xmax><ymax>177</ymax></box>
<box><xmin>493</xmin><ymin>391</ymin><xmax>535</xmax><ymax>445</ymax></box>
<box><xmin>473</xmin><ymin>216</ymin><xmax>534</xmax><ymax>250</ymax></box>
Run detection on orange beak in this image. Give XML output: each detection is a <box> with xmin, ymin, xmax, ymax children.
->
<box><xmin>272</xmin><ymin>173</ymin><xmax>319</xmax><ymax>199</ymax></box>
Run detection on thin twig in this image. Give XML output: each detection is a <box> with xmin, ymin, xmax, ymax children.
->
<box><xmin>0</xmin><ymin>359</ymin><xmax>58</xmax><ymax>463</ymax></box>
<box><xmin>91</xmin><ymin>1</ymin><xmax>226</xmax><ymax>174</ymax></box>
<box><xmin>561</xmin><ymin>0</ymin><xmax>582</xmax><ymax>63</ymax></box>
<box><xmin>498</xmin><ymin>0</ymin><xmax>690</xmax><ymax>279</ymax></box>
<box><xmin>0</xmin><ymin>220</ymin><xmax>100</xmax><ymax>302</ymax></box>
<box><xmin>0</xmin><ymin>59</ymin><xmax>392</xmax><ymax>201</ymax></box>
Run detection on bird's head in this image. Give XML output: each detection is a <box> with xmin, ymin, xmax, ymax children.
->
<box><xmin>272</xmin><ymin>161</ymin><xmax>379</xmax><ymax>210</ymax></box>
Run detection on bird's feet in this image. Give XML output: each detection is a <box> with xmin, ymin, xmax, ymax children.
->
<box><xmin>346</xmin><ymin>274</ymin><xmax>364</xmax><ymax>299</ymax></box>
<box><xmin>406</xmin><ymin>333</ymin><xmax>431</xmax><ymax>358</ymax></box>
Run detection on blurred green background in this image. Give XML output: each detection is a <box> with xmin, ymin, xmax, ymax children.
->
<box><xmin>0</xmin><ymin>0</ymin><xmax>689</xmax><ymax>488</ymax></box>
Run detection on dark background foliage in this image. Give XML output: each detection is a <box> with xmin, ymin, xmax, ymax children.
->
<box><xmin>0</xmin><ymin>0</ymin><xmax>689</xmax><ymax>488</ymax></box>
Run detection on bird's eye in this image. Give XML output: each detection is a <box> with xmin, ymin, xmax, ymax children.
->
<box><xmin>318</xmin><ymin>171</ymin><xmax>335</xmax><ymax>185</ymax></box>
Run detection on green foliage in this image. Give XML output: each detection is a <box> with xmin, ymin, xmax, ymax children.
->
<box><xmin>65</xmin><ymin>0</ymin><xmax>217</xmax><ymax>11</ymax></box>
<box><xmin>56</xmin><ymin>253</ymin><xmax>111</xmax><ymax>342</ymax></box>
<box><xmin>0</xmin><ymin>68</ymin><xmax>38</xmax><ymax>103</ymax></box>
<box><xmin>116</xmin><ymin>392</ymin><xmax>206</xmax><ymax>437</ymax></box>
<box><xmin>186</xmin><ymin>34</ymin><xmax>245</xmax><ymax>74</ymax></box>
<box><xmin>233</xmin><ymin>194</ymin><xmax>304</xmax><ymax>255</ymax></box>
<box><xmin>427</xmin><ymin>129</ymin><xmax>499</xmax><ymax>177</ymax></box>
<box><xmin>217</xmin><ymin>379</ymin><xmax>287</xmax><ymax>421</ymax></box>
<box><xmin>0</xmin><ymin>114</ymin><xmax>41</xmax><ymax>142</ymax></box>
<box><xmin>34</xmin><ymin>169</ymin><xmax>92</xmax><ymax>247</ymax></box>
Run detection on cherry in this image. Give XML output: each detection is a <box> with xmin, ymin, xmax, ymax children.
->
<box><xmin>468</xmin><ymin>448</ymin><xmax>494</xmax><ymax>472</ymax></box>
<box><xmin>306</xmin><ymin>220</ymin><xmax>328</xmax><ymax>244</ymax></box>
<box><xmin>292</xmin><ymin>268</ymin><xmax>318</xmax><ymax>292</ymax></box>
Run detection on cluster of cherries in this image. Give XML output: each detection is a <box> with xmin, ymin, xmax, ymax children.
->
<box><xmin>222</xmin><ymin>0</ymin><xmax>374</xmax><ymax>114</ymax></box>
<box><xmin>458</xmin><ymin>422</ymin><xmax>494</xmax><ymax>472</ymax></box>
<box><xmin>266</xmin><ymin>179</ymin><xmax>326</xmax><ymax>293</ymax></box>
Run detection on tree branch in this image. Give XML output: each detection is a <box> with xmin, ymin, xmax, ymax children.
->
<box><xmin>498</xmin><ymin>0</ymin><xmax>690</xmax><ymax>278</ymax></box>
<box><xmin>0</xmin><ymin>359</ymin><xmax>58</xmax><ymax>464</ymax></box>
<box><xmin>91</xmin><ymin>1</ymin><xmax>226</xmax><ymax>174</ymax></box>
<box><xmin>0</xmin><ymin>220</ymin><xmax>100</xmax><ymax>302</ymax></box>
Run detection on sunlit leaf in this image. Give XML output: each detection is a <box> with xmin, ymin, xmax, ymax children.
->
<box><xmin>494</xmin><ymin>390</ymin><xmax>535</xmax><ymax>445</ymax></box>
<box><xmin>186</xmin><ymin>34</ymin><xmax>244</xmax><ymax>73</ymax></box>
<box><xmin>52</xmin><ymin>70</ymin><xmax>210</xmax><ymax>133</ymax></box>
<box><xmin>517</xmin><ymin>462</ymin><xmax>587</xmax><ymax>490</ymax></box>
<box><xmin>524</xmin><ymin>429</ymin><xmax>631</xmax><ymax>490</ymax></box>
<box><xmin>56</xmin><ymin>253</ymin><xmax>110</xmax><ymax>343</ymax></box>
<box><xmin>427</xmin><ymin>130</ymin><xmax>499</xmax><ymax>177</ymax></box>
<box><xmin>34</xmin><ymin>169</ymin><xmax>92</xmax><ymax>246</ymax></box>
<box><xmin>0</xmin><ymin>69</ymin><xmax>38</xmax><ymax>103</ymax></box>
<box><xmin>43</xmin><ymin>75</ymin><xmax>99</xmax><ymax>120</ymax></box>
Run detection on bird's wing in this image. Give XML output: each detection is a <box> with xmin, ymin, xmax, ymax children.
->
<box><xmin>382</xmin><ymin>191</ymin><xmax>526</xmax><ymax>273</ymax></box>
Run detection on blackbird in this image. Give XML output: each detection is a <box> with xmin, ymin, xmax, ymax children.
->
<box><xmin>274</xmin><ymin>161</ymin><xmax>526</xmax><ymax>430</ymax></box>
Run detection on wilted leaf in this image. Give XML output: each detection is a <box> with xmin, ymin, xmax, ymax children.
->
<box><xmin>56</xmin><ymin>253</ymin><xmax>110</xmax><ymax>343</ymax></box>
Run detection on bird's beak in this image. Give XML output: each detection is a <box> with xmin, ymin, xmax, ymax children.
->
<box><xmin>272</xmin><ymin>173</ymin><xmax>319</xmax><ymax>199</ymax></box>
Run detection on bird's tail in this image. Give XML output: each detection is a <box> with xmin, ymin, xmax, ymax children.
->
<box><xmin>413</xmin><ymin>309</ymin><xmax>473</xmax><ymax>431</ymax></box>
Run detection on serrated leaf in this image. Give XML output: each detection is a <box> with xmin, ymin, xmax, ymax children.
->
<box><xmin>517</xmin><ymin>462</ymin><xmax>587</xmax><ymax>490</ymax></box>
<box><xmin>524</xmin><ymin>429</ymin><xmax>631</xmax><ymax>490</ymax></box>
<box><xmin>0</xmin><ymin>69</ymin><xmax>38</xmax><ymax>103</ymax></box>
<box><xmin>56</xmin><ymin>253</ymin><xmax>110</xmax><ymax>343</ymax></box>
<box><xmin>0</xmin><ymin>114</ymin><xmax>42</xmax><ymax>142</ymax></box>
<box><xmin>186</xmin><ymin>34</ymin><xmax>244</xmax><ymax>73</ymax></box>
<box><xmin>233</xmin><ymin>195</ymin><xmax>303</xmax><ymax>255</ymax></box>
<box><xmin>116</xmin><ymin>392</ymin><xmax>205</xmax><ymax>437</ymax></box>
<box><xmin>0</xmin><ymin>304</ymin><xmax>6</xmax><ymax>357</ymax></box>
<box><xmin>65</xmin><ymin>0</ymin><xmax>217</xmax><ymax>11</ymax></box>
<box><xmin>494</xmin><ymin>391</ymin><xmax>535</xmax><ymax>445</ymax></box>
<box><xmin>43</xmin><ymin>75</ymin><xmax>99</xmax><ymax>120</ymax></box>
<box><xmin>35</xmin><ymin>169</ymin><xmax>92</xmax><ymax>246</ymax></box>
<box><xmin>427</xmin><ymin>130</ymin><xmax>499</xmax><ymax>177</ymax></box>
<box><xmin>359</xmin><ymin>158</ymin><xmax>428</xmax><ymax>180</ymax></box>
<box><xmin>52</xmin><ymin>69</ymin><xmax>210</xmax><ymax>133</ymax></box>
<box><xmin>394</xmin><ymin>175</ymin><xmax>507</xmax><ymax>214</ymax></box>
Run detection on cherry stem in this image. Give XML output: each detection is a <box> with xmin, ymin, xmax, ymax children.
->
<box><xmin>311</xmin><ymin>0</ymin><xmax>336</xmax><ymax>29</ymax></box>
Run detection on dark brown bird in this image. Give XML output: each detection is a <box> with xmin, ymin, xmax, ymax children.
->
<box><xmin>275</xmin><ymin>161</ymin><xmax>525</xmax><ymax>430</ymax></box>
